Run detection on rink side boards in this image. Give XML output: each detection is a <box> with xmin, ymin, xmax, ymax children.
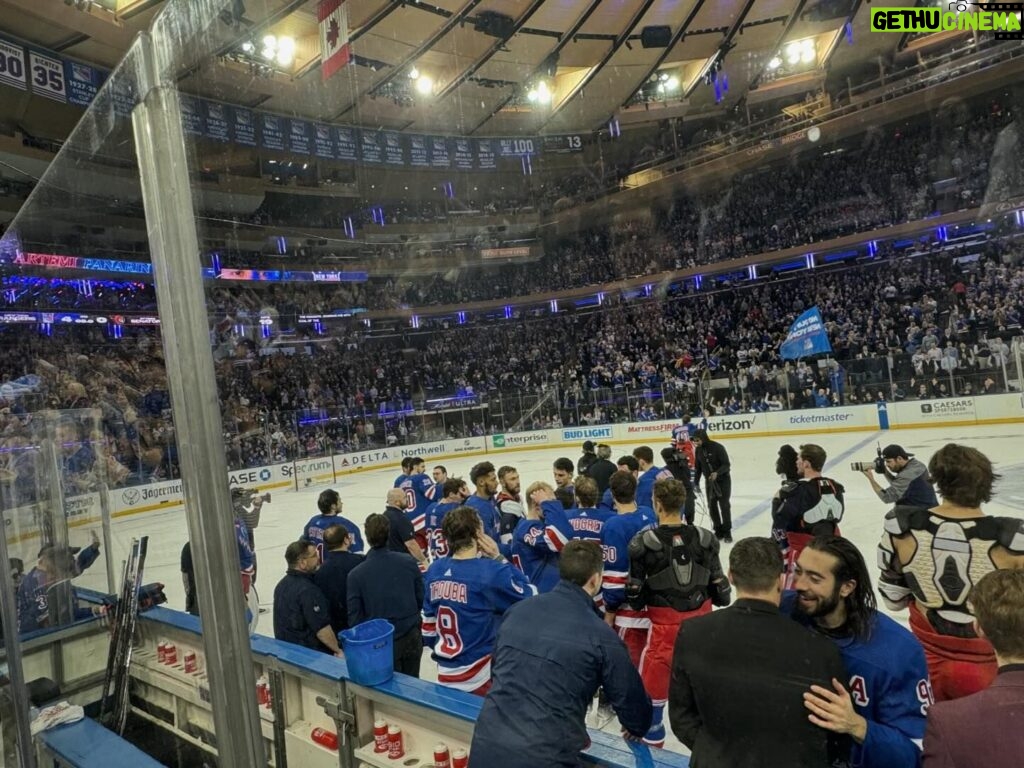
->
<box><xmin>123</xmin><ymin>606</ymin><xmax>690</xmax><ymax>768</ymax></box>
<box><xmin>39</xmin><ymin>393</ymin><xmax>1020</xmax><ymax>531</ymax></box>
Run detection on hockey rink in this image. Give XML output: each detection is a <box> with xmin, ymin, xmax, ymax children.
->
<box><xmin>78</xmin><ymin>422</ymin><xmax>1024</xmax><ymax>755</ymax></box>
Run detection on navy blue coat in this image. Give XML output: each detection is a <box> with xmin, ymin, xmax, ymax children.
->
<box><xmin>469</xmin><ymin>581</ymin><xmax>652</xmax><ymax>767</ymax></box>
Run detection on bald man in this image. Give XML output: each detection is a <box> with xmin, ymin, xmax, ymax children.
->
<box><xmin>384</xmin><ymin>488</ymin><xmax>428</xmax><ymax>569</ymax></box>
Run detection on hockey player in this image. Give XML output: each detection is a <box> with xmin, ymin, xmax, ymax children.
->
<box><xmin>552</xmin><ymin>457</ymin><xmax>575</xmax><ymax>495</ymax></box>
<box><xmin>566</xmin><ymin>477</ymin><xmax>613</xmax><ymax>542</ymax></box>
<box><xmin>465</xmin><ymin>462</ymin><xmax>501</xmax><ymax>547</ymax></box>
<box><xmin>17</xmin><ymin>534</ymin><xmax>104</xmax><ymax>633</ymax></box>
<box><xmin>393</xmin><ymin>456</ymin><xmax>414</xmax><ymax>489</ymax></box>
<box><xmin>878</xmin><ymin>443</ymin><xmax>1024</xmax><ymax>701</ymax></box>
<box><xmin>633</xmin><ymin>446</ymin><xmax>672</xmax><ymax>510</ymax></box>
<box><xmin>771</xmin><ymin>444</ymin><xmax>844</xmax><ymax>588</ymax></box>
<box><xmin>398</xmin><ymin>456</ymin><xmax>438</xmax><ymax>552</ymax></box>
<box><xmin>425</xmin><ymin>477</ymin><xmax>470</xmax><ymax>560</ymax></box>
<box><xmin>234</xmin><ymin>487</ymin><xmax>269</xmax><ymax>582</ymax></box>
<box><xmin>789</xmin><ymin>536</ymin><xmax>930</xmax><ymax>768</ymax></box>
<box><xmin>626</xmin><ymin>478</ymin><xmax>730</xmax><ymax>747</ymax></box>
<box><xmin>671</xmin><ymin>417</ymin><xmax>696</xmax><ymax>469</ymax></box>
<box><xmin>302</xmin><ymin>488</ymin><xmax>364</xmax><ymax>559</ymax></box>
<box><xmin>601</xmin><ymin>470</ymin><xmax>656</xmax><ymax>666</ymax></box>
<box><xmin>421</xmin><ymin>506</ymin><xmax>537</xmax><ymax>694</ymax></box>
<box><xmin>660</xmin><ymin>447</ymin><xmax>696</xmax><ymax>524</ymax></box>
<box><xmin>495</xmin><ymin>466</ymin><xmax>524</xmax><ymax>547</ymax></box>
<box><xmin>598</xmin><ymin>455</ymin><xmax>639</xmax><ymax>511</ymax></box>
<box><xmin>510</xmin><ymin>482</ymin><xmax>573</xmax><ymax>593</ymax></box>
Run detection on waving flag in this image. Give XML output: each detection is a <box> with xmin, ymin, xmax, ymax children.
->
<box><xmin>780</xmin><ymin>307</ymin><xmax>833</xmax><ymax>360</ymax></box>
<box><xmin>318</xmin><ymin>0</ymin><xmax>351</xmax><ymax>81</ymax></box>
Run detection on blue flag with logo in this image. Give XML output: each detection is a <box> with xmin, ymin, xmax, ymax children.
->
<box><xmin>780</xmin><ymin>307</ymin><xmax>832</xmax><ymax>360</ymax></box>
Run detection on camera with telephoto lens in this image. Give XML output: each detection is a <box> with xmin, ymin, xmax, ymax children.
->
<box><xmin>851</xmin><ymin>445</ymin><xmax>885</xmax><ymax>473</ymax></box>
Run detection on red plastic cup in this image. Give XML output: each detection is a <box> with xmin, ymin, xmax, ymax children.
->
<box><xmin>373</xmin><ymin>719</ymin><xmax>389</xmax><ymax>753</ymax></box>
<box><xmin>311</xmin><ymin>727</ymin><xmax>338</xmax><ymax>750</ymax></box>
<box><xmin>387</xmin><ymin>725</ymin><xmax>404</xmax><ymax>759</ymax></box>
<box><xmin>157</xmin><ymin>642</ymin><xmax>166</xmax><ymax>663</ymax></box>
<box><xmin>452</xmin><ymin>747</ymin><xmax>468</xmax><ymax>768</ymax></box>
<box><xmin>164</xmin><ymin>643</ymin><xmax>177</xmax><ymax>665</ymax></box>
<box><xmin>184</xmin><ymin>651</ymin><xmax>197</xmax><ymax>674</ymax></box>
<box><xmin>434</xmin><ymin>743</ymin><xmax>452</xmax><ymax>768</ymax></box>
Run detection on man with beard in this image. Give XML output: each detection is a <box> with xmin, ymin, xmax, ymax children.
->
<box><xmin>496</xmin><ymin>466</ymin><xmax>524</xmax><ymax>548</ymax></box>
<box><xmin>787</xmin><ymin>536</ymin><xmax>929</xmax><ymax>768</ymax></box>
<box><xmin>585</xmin><ymin>444</ymin><xmax>617</xmax><ymax>495</ymax></box>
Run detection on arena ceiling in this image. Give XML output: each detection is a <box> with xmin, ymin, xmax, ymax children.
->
<box><xmin>0</xmin><ymin>0</ymin><xmax>953</xmax><ymax>138</ymax></box>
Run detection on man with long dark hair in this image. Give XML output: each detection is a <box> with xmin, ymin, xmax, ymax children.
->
<box><xmin>787</xmin><ymin>535</ymin><xmax>931</xmax><ymax>768</ymax></box>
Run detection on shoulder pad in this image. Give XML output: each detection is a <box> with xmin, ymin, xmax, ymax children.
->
<box><xmin>820</xmin><ymin>477</ymin><xmax>845</xmax><ymax>495</ymax></box>
<box><xmin>996</xmin><ymin>517</ymin><xmax>1024</xmax><ymax>553</ymax></box>
<box><xmin>884</xmin><ymin>505</ymin><xmax>929</xmax><ymax>535</ymax></box>
<box><xmin>696</xmin><ymin>526</ymin><xmax>717</xmax><ymax>551</ymax></box>
<box><xmin>628</xmin><ymin>531</ymin><xmax>651</xmax><ymax>559</ymax></box>
<box><xmin>498</xmin><ymin>498</ymin><xmax>524</xmax><ymax>519</ymax></box>
<box><xmin>778</xmin><ymin>480</ymin><xmax>799</xmax><ymax>498</ymax></box>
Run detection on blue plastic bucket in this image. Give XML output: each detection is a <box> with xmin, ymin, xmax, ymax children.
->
<box><xmin>340</xmin><ymin>619</ymin><xmax>395</xmax><ymax>686</ymax></box>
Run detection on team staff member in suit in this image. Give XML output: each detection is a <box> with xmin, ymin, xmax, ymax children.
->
<box><xmin>312</xmin><ymin>525</ymin><xmax>364</xmax><ymax>635</ymax></box>
<box><xmin>923</xmin><ymin>568</ymin><xmax>1024</xmax><ymax>768</ymax></box>
<box><xmin>585</xmin><ymin>444</ymin><xmax>617</xmax><ymax>496</ymax></box>
<box><xmin>272</xmin><ymin>541</ymin><xmax>343</xmax><ymax>656</ymax></box>
<box><xmin>692</xmin><ymin>429</ymin><xmax>733</xmax><ymax>542</ymax></box>
<box><xmin>789</xmin><ymin>536</ymin><xmax>929</xmax><ymax>768</ymax></box>
<box><xmin>469</xmin><ymin>540</ymin><xmax>651</xmax><ymax>768</ymax></box>
<box><xmin>347</xmin><ymin>514</ymin><xmax>425</xmax><ymax>677</ymax></box>
<box><xmin>669</xmin><ymin>537</ymin><xmax>849</xmax><ymax>768</ymax></box>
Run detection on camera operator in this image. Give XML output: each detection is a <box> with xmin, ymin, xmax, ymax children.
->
<box><xmin>859</xmin><ymin>445</ymin><xmax>937</xmax><ymax>509</ymax></box>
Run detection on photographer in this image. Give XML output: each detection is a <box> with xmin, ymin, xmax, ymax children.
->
<box><xmin>860</xmin><ymin>445</ymin><xmax>937</xmax><ymax>508</ymax></box>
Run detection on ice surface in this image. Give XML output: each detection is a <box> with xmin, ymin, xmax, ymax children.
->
<box><xmin>78</xmin><ymin>423</ymin><xmax>1024</xmax><ymax>756</ymax></box>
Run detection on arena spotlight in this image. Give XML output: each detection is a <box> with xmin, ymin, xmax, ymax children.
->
<box><xmin>415</xmin><ymin>75</ymin><xmax>434</xmax><ymax>95</ymax></box>
<box><xmin>768</xmin><ymin>56</ymin><xmax>781</xmax><ymax>70</ymax></box>
<box><xmin>528</xmin><ymin>80</ymin><xmax>552</xmax><ymax>105</ymax></box>
<box><xmin>409</xmin><ymin>66</ymin><xmax>420</xmax><ymax>80</ymax></box>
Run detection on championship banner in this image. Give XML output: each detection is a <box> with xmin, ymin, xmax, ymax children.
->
<box><xmin>28</xmin><ymin>50</ymin><xmax>66</xmax><ymax>102</ymax></box>
<box><xmin>0</xmin><ymin>38</ymin><xmax>27</xmax><ymax>91</ymax></box>
<box><xmin>318</xmin><ymin>0</ymin><xmax>351</xmax><ymax>81</ymax></box>
<box><xmin>64</xmin><ymin>60</ymin><xmax>104</xmax><ymax>106</ymax></box>
<box><xmin>780</xmin><ymin>306</ymin><xmax>833</xmax><ymax>360</ymax></box>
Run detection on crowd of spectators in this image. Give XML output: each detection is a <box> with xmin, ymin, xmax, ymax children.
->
<box><xmin>0</xmin><ymin>222</ymin><xmax>1021</xmax><ymax>485</ymax></box>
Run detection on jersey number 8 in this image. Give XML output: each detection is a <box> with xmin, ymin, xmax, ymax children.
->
<box><xmin>436</xmin><ymin>606</ymin><xmax>464</xmax><ymax>656</ymax></box>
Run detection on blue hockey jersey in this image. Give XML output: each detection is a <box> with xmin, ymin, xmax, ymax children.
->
<box><xmin>636</xmin><ymin>466</ymin><xmax>673</xmax><ymax>509</ymax></box>
<box><xmin>566</xmin><ymin>506</ymin><xmax>615</xmax><ymax>542</ymax></box>
<box><xmin>302</xmin><ymin>513</ymin><xmax>365</xmax><ymax>557</ymax></box>
<box><xmin>421</xmin><ymin>556</ymin><xmax>537</xmax><ymax>693</ymax></box>
<box><xmin>601</xmin><ymin>510</ymin><xmax>655</xmax><ymax>613</ymax></box>
<box><xmin>464</xmin><ymin>494</ymin><xmax>501</xmax><ymax>546</ymax></box>
<box><xmin>782</xmin><ymin>592</ymin><xmax>930</xmax><ymax>768</ymax></box>
<box><xmin>425</xmin><ymin>500</ymin><xmax>463</xmax><ymax>559</ymax></box>
<box><xmin>399</xmin><ymin>471</ymin><xmax>438</xmax><ymax>534</ymax></box>
<box><xmin>510</xmin><ymin>500</ymin><xmax>573</xmax><ymax>593</ymax></box>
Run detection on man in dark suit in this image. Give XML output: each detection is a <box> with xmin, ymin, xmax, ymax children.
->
<box><xmin>312</xmin><ymin>525</ymin><xmax>364</xmax><ymax>635</ymax></box>
<box><xmin>669</xmin><ymin>537</ymin><xmax>850</xmax><ymax>768</ymax></box>
<box><xmin>347</xmin><ymin>514</ymin><xmax>424</xmax><ymax>677</ymax></box>
<box><xmin>923</xmin><ymin>568</ymin><xmax>1024</xmax><ymax>768</ymax></box>
<box><xmin>585</xmin><ymin>444</ymin><xmax>617</xmax><ymax>495</ymax></box>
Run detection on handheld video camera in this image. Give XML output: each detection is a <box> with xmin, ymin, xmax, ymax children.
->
<box><xmin>851</xmin><ymin>444</ymin><xmax>885</xmax><ymax>473</ymax></box>
<box><xmin>231</xmin><ymin>487</ymin><xmax>272</xmax><ymax>506</ymax></box>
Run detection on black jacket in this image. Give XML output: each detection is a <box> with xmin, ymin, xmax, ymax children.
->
<box><xmin>577</xmin><ymin>451</ymin><xmax>597</xmax><ymax>477</ymax></box>
<box><xmin>694</xmin><ymin>440</ymin><xmax>730</xmax><ymax>487</ymax></box>
<box><xmin>585</xmin><ymin>458</ymin><xmax>617</xmax><ymax>494</ymax></box>
<box><xmin>669</xmin><ymin>598</ymin><xmax>850</xmax><ymax>768</ymax></box>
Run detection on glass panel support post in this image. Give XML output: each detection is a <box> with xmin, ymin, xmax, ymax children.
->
<box><xmin>130</xmin><ymin>34</ymin><xmax>267</xmax><ymax>767</ymax></box>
